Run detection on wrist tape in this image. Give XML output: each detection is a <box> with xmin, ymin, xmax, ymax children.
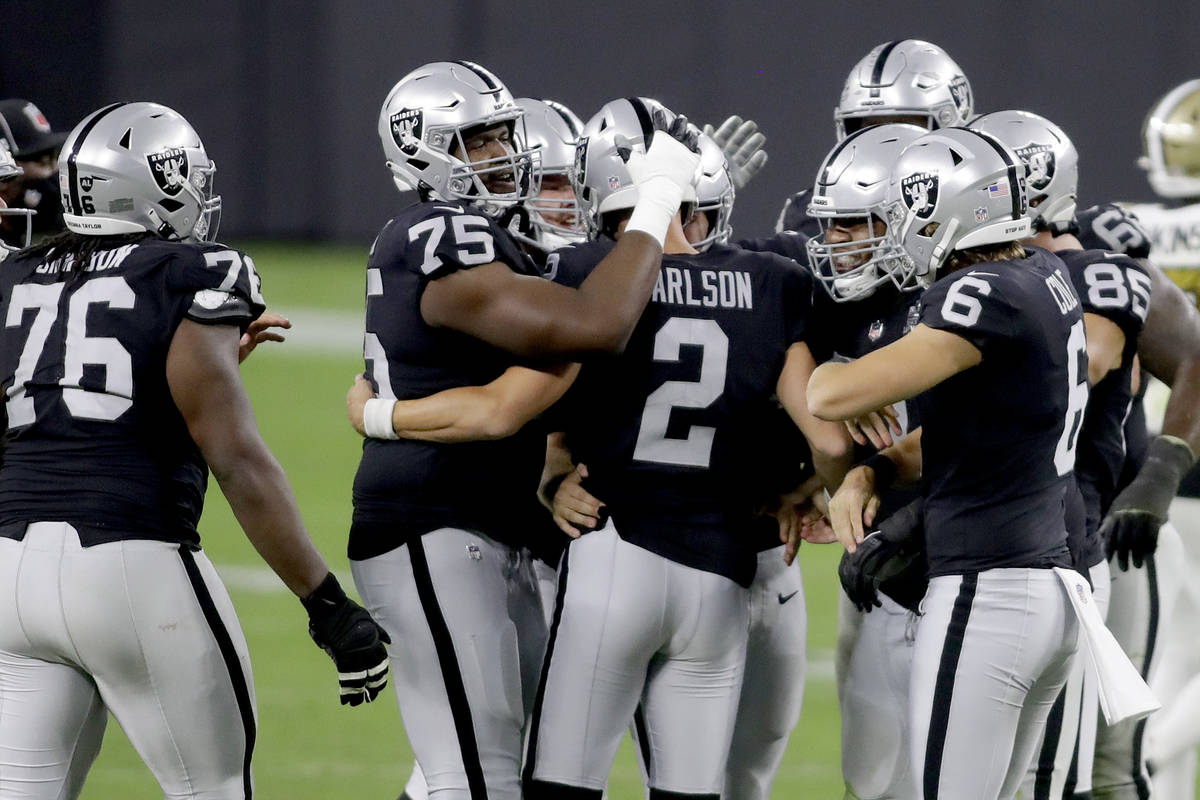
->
<box><xmin>363</xmin><ymin>398</ymin><xmax>399</xmax><ymax>440</ymax></box>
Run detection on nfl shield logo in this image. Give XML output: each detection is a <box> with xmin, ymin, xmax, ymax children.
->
<box><xmin>974</xmin><ymin>206</ymin><xmax>989</xmax><ymax>222</ymax></box>
<box><xmin>868</xmin><ymin>319</ymin><xmax>884</xmax><ymax>341</ymax></box>
<box><xmin>390</xmin><ymin>108</ymin><xmax>423</xmax><ymax>156</ymax></box>
<box><xmin>608</xmin><ymin>175</ymin><xmax>621</xmax><ymax>190</ymax></box>
<box><xmin>1015</xmin><ymin>142</ymin><xmax>1056</xmax><ymax>191</ymax></box>
<box><xmin>146</xmin><ymin>148</ymin><xmax>189</xmax><ymax>196</ymax></box>
<box><xmin>904</xmin><ymin>302</ymin><xmax>920</xmax><ymax>333</ymax></box>
<box><xmin>901</xmin><ymin>172</ymin><xmax>938</xmax><ymax>219</ymax></box>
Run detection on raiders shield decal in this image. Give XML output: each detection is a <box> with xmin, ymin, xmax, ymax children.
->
<box><xmin>901</xmin><ymin>171</ymin><xmax>939</xmax><ymax>219</ymax></box>
<box><xmin>390</xmin><ymin>108</ymin><xmax>423</xmax><ymax>156</ymax></box>
<box><xmin>949</xmin><ymin>75</ymin><xmax>972</xmax><ymax>117</ymax></box>
<box><xmin>1015</xmin><ymin>143</ymin><xmax>1056</xmax><ymax>191</ymax></box>
<box><xmin>147</xmin><ymin>148</ymin><xmax>189</xmax><ymax>196</ymax></box>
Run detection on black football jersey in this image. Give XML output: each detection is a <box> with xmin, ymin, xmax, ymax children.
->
<box><xmin>1058</xmin><ymin>250</ymin><xmax>1150</xmax><ymax>552</ymax></box>
<box><xmin>1074</xmin><ymin>203</ymin><xmax>1152</xmax><ymax>260</ymax></box>
<box><xmin>349</xmin><ymin>200</ymin><xmax>550</xmax><ymax>559</ymax></box>
<box><xmin>0</xmin><ymin>237</ymin><xmax>264</xmax><ymax>546</ymax></box>
<box><xmin>775</xmin><ymin>189</ymin><xmax>823</xmax><ymax>239</ymax></box>
<box><xmin>552</xmin><ymin>240</ymin><xmax>813</xmax><ymax>587</ymax></box>
<box><xmin>736</xmin><ymin>229</ymin><xmax>812</xmax><ymax>266</ymax></box>
<box><xmin>916</xmin><ymin>246</ymin><xmax>1082</xmax><ymax>576</ymax></box>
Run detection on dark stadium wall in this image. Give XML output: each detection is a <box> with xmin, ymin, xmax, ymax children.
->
<box><xmin>4</xmin><ymin>0</ymin><xmax>1200</xmax><ymax>243</ymax></box>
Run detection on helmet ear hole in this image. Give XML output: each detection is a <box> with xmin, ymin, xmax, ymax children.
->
<box><xmin>920</xmin><ymin>221</ymin><xmax>940</xmax><ymax>237</ymax></box>
<box><xmin>159</xmin><ymin>198</ymin><xmax>185</xmax><ymax>213</ymax></box>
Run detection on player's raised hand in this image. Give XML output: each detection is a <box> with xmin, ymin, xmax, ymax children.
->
<box><xmin>551</xmin><ymin>463</ymin><xmax>606</xmax><ymax>538</ymax></box>
<box><xmin>702</xmin><ymin>115</ymin><xmax>768</xmax><ymax>190</ymax></box>
<box><xmin>827</xmin><ymin>464</ymin><xmax>881</xmax><ymax>553</ymax></box>
<box><xmin>1102</xmin><ymin>434</ymin><xmax>1194</xmax><ymax>570</ymax></box>
<box><xmin>238</xmin><ymin>311</ymin><xmax>291</xmax><ymax>363</ymax></box>
<box><xmin>301</xmin><ymin>573</ymin><xmax>391</xmax><ymax>707</ymax></box>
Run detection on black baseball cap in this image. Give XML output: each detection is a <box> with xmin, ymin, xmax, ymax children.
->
<box><xmin>0</xmin><ymin>99</ymin><xmax>68</xmax><ymax>160</ymax></box>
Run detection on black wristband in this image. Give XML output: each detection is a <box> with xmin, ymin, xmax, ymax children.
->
<box><xmin>300</xmin><ymin>572</ymin><xmax>345</xmax><ymax>614</ymax></box>
<box><xmin>861</xmin><ymin>452</ymin><xmax>898</xmax><ymax>491</ymax></box>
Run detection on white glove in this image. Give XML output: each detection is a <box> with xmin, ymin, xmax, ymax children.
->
<box><xmin>623</xmin><ymin>113</ymin><xmax>701</xmax><ymax>246</ymax></box>
<box><xmin>703</xmin><ymin>115</ymin><xmax>768</xmax><ymax>190</ymax></box>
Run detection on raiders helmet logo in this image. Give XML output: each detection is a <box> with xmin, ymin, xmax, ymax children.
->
<box><xmin>390</xmin><ymin>108</ymin><xmax>423</xmax><ymax>156</ymax></box>
<box><xmin>572</xmin><ymin>137</ymin><xmax>589</xmax><ymax>191</ymax></box>
<box><xmin>901</xmin><ymin>172</ymin><xmax>939</xmax><ymax>219</ymax></box>
<box><xmin>949</xmin><ymin>75</ymin><xmax>971</xmax><ymax>116</ymax></box>
<box><xmin>1015</xmin><ymin>143</ymin><xmax>1056</xmax><ymax>191</ymax></box>
<box><xmin>147</xmin><ymin>148</ymin><xmax>190</xmax><ymax>196</ymax></box>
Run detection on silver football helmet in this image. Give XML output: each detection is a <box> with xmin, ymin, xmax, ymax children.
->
<box><xmin>514</xmin><ymin>97</ymin><xmax>585</xmax><ymax>252</ymax></box>
<box><xmin>835</xmin><ymin>40</ymin><xmax>973</xmax><ymax>140</ymax></box>
<box><xmin>806</xmin><ymin>123</ymin><xmax>925</xmax><ymax>301</ymax></box>
<box><xmin>1139</xmin><ymin>78</ymin><xmax>1200</xmax><ymax>199</ymax></box>
<box><xmin>883</xmin><ymin>127</ymin><xmax>1031</xmax><ymax>282</ymax></box>
<box><xmin>689</xmin><ymin>133</ymin><xmax>735</xmax><ymax>251</ymax></box>
<box><xmin>59</xmin><ymin>102</ymin><xmax>220</xmax><ymax>241</ymax></box>
<box><xmin>970</xmin><ymin>110</ymin><xmax>1078</xmax><ymax>231</ymax></box>
<box><xmin>0</xmin><ymin>140</ymin><xmax>34</xmax><ymax>251</ymax></box>
<box><xmin>378</xmin><ymin>61</ymin><xmax>539</xmax><ymax>208</ymax></box>
<box><xmin>573</xmin><ymin>97</ymin><xmax>696</xmax><ymax>238</ymax></box>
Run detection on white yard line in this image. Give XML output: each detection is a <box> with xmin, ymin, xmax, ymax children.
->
<box><xmin>259</xmin><ymin>307</ymin><xmax>363</xmax><ymax>356</ymax></box>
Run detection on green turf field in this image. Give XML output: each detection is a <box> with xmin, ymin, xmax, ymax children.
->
<box><xmin>78</xmin><ymin>241</ymin><xmax>1196</xmax><ymax>799</ymax></box>
<box><xmin>73</xmin><ymin>240</ymin><xmax>846</xmax><ymax>798</ymax></box>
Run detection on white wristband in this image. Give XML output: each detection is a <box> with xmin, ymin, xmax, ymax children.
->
<box><xmin>362</xmin><ymin>398</ymin><xmax>399</xmax><ymax>440</ymax></box>
<box><xmin>625</xmin><ymin>176</ymin><xmax>684</xmax><ymax>248</ymax></box>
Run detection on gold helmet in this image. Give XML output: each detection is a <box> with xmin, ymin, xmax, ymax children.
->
<box><xmin>1140</xmin><ymin>78</ymin><xmax>1200</xmax><ymax>199</ymax></box>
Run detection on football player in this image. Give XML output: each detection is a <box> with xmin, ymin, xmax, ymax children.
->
<box><xmin>973</xmin><ymin>109</ymin><xmax>1153</xmax><ymax>800</ymax></box>
<box><xmin>1073</xmin><ymin>78</ymin><xmax>1200</xmax><ymax>800</ymax></box>
<box><xmin>506</xmin><ymin>97</ymin><xmax>587</xmax><ymax>262</ymax></box>
<box><xmin>353</xmin><ymin>64</ymin><xmax>700</xmax><ymax>800</ymax></box>
<box><xmin>523</xmin><ymin>96</ymin><xmax>850</xmax><ymax>799</ymax></box>
<box><xmin>0</xmin><ymin>101</ymin><xmax>389</xmax><ymax>800</ymax></box>
<box><xmin>0</xmin><ymin>98</ymin><xmax>69</xmax><ymax>244</ymax></box>
<box><xmin>0</xmin><ymin>139</ymin><xmax>35</xmax><ymax>258</ymax></box>
<box><xmin>798</xmin><ymin>122</ymin><xmax>929</xmax><ymax>800</ymax></box>
<box><xmin>775</xmin><ymin>39</ymin><xmax>974</xmax><ymax>238</ymax></box>
<box><xmin>811</xmin><ymin>128</ymin><xmax>1083</xmax><ymax>798</ymax></box>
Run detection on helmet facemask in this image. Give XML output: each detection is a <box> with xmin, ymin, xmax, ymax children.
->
<box><xmin>807</xmin><ymin>212</ymin><xmax>915</xmax><ymax>301</ymax></box>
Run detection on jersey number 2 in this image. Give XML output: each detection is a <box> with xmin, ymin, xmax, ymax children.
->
<box><xmin>5</xmin><ymin>277</ymin><xmax>135</xmax><ymax>427</ymax></box>
<box><xmin>632</xmin><ymin>317</ymin><xmax>728</xmax><ymax>468</ymax></box>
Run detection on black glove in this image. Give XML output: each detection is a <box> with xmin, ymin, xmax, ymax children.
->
<box><xmin>651</xmin><ymin>108</ymin><xmax>701</xmax><ymax>154</ymax></box>
<box><xmin>301</xmin><ymin>572</ymin><xmax>392</xmax><ymax>706</ymax></box>
<box><xmin>1102</xmin><ymin>435</ymin><xmax>1194</xmax><ymax>571</ymax></box>
<box><xmin>838</xmin><ymin>498</ymin><xmax>925</xmax><ymax>613</ymax></box>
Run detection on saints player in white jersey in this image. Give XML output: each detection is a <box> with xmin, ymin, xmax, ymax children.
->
<box><xmin>1097</xmin><ymin>77</ymin><xmax>1200</xmax><ymax>800</ymax></box>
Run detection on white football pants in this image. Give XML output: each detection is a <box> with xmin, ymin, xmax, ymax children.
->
<box><xmin>524</xmin><ymin>522</ymin><xmax>749</xmax><ymax>798</ymax></box>
<box><xmin>1021</xmin><ymin>558</ymin><xmax>1111</xmax><ymax>799</ymax></box>
<box><xmin>838</xmin><ymin>591</ymin><xmax>920</xmax><ymax>800</ymax></box>
<box><xmin>0</xmin><ymin>522</ymin><xmax>257</xmax><ymax>800</ymax></box>
<box><xmin>1146</xmin><ymin>498</ymin><xmax>1200</xmax><ymax>800</ymax></box>
<box><xmin>630</xmin><ymin>544</ymin><xmax>806</xmax><ymax>800</ymax></box>
<box><xmin>910</xmin><ymin>568</ymin><xmax>1079</xmax><ymax>800</ymax></box>
<box><xmin>1094</xmin><ymin>523</ymin><xmax>1186</xmax><ymax>800</ymax></box>
<box><xmin>351</xmin><ymin>528</ymin><xmax>547</xmax><ymax>800</ymax></box>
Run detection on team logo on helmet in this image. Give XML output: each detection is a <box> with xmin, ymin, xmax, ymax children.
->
<box><xmin>901</xmin><ymin>171</ymin><xmax>939</xmax><ymax>219</ymax></box>
<box><xmin>1015</xmin><ymin>143</ymin><xmax>1056</xmax><ymax>191</ymax></box>
<box><xmin>389</xmin><ymin>108</ymin><xmax>423</xmax><ymax>156</ymax></box>
<box><xmin>949</xmin><ymin>76</ymin><xmax>971</xmax><ymax>116</ymax></box>
<box><xmin>572</xmin><ymin>138</ymin><xmax>589</xmax><ymax>190</ymax></box>
<box><xmin>147</xmin><ymin>148</ymin><xmax>190</xmax><ymax>196</ymax></box>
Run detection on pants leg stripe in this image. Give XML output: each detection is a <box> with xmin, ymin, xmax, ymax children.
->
<box><xmin>634</xmin><ymin>703</ymin><xmax>653</xmax><ymax>781</ymax></box>
<box><xmin>178</xmin><ymin>546</ymin><xmax>255</xmax><ymax>800</ymax></box>
<box><xmin>408</xmin><ymin>537</ymin><xmax>489</xmax><ymax>800</ymax></box>
<box><xmin>1131</xmin><ymin>556</ymin><xmax>1159</xmax><ymax>800</ymax></box>
<box><xmin>1034</xmin><ymin>687</ymin><xmax>1067</xmax><ymax>799</ymax></box>
<box><xmin>522</xmin><ymin>541</ymin><xmax>571</xmax><ymax>792</ymax></box>
<box><xmin>923</xmin><ymin>573</ymin><xmax>977</xmax><ymax>800</ymax></box>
